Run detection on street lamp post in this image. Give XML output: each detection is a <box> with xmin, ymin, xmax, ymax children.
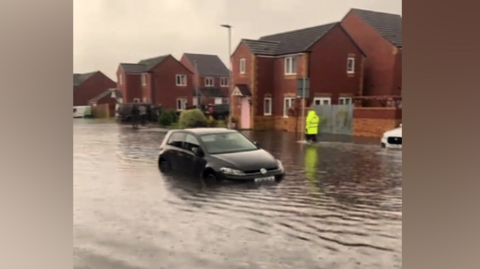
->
<box><xmin>221</xmin><ymin>24</ymin><xmax>232</xmax><ymax>128</ymax></box>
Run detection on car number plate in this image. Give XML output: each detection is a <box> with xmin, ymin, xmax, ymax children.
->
<box><xmin>254</xmin><ymin>176</ymin><xmax>275</xmax><ymax>182</ymax></box>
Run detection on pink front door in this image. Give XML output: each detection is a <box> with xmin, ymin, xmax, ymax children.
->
<box><xmin>240</xmin><ymin>98</ymin><xmax>251</xmax><ymax>129</ymax></box>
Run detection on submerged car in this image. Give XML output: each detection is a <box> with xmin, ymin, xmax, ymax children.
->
<box><xmin>157</xmin><ymin>128</ymin><xmax>285</xmax><ymax>182</ymax></box>
<box><xmin>381</xmin><ymin>124</ymin><xmax>402</xmax><ymax>149</ymax></box>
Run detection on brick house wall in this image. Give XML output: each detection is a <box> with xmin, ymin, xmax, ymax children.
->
<box><xmin>116</xmin><ymin>70</ymin><xmax>143</xmax><ymax>103</ymax></box>
<box><xmin>74</xmin><ymin>71</ymin><xmax>116</xmax><ymax>106</ymax></box>
<box><xmin>308</xmin><ymin>24</ymin><xmax>365</xmax><ymax>104</ymax></box>
<box><xmin>150</xmin><ymin>56</ymin><xmax>194</xmax><ymax>110</ymax></box>
<box><xmin>341</xmin><ymin>13</ymin><xmax>401</xmax><ymax>97</ymax></box>
<box><xmin>180</xmin><ymin>55</ymin><xmax>230</xmax><ymax>105</ymax></box>
<box><xmin>231</xmin><ymin>42</ymin><xmax>255</xmax><ymax>125</ymax></box>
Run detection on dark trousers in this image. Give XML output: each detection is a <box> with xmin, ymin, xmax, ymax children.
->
<box><xmin>305</xmin><ymin>134</ymin><xmax>317</xmax><ymax>143</ymax></box>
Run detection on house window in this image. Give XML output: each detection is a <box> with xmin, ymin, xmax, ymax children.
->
<box><xmin>220</xmin><ymin>77</ymin><xmax>229</xmax><ymax>87</ymax></box>
<box><xmin>347</xmin><ymin>57</ymin><xmax>355</xmax><ymax>74</ymax></box>
<box><xmin>285</xmin><ymin>57</ymin><xmax>297</xmax><ymax>75</ymax></box>
<box><xmin>339</xmin><ymin>97</ymin><xmax>352</xmax><ymax>105</ymax></box>
<box><xmin>133</xmin><ymin>98</ymin><xmax>140</xmax><ymax>103</ymax></box>
<box><xmin>141</xmin><ymin>74</ymin><xmax>147</xmax><ymax>86</ymax></box>
<box><xmin>205</xmin><ymin>77</ymin><xmax>214</xmax><ymax>87</ymax></box>
<box><xmin>118</xmin><ymin>74</ymin><xmax>123</xmax><ymax>85</ymax></box>
<box><xmin>192</xmin><ymin>97</ymin><xmax>199</xmax><ymax>106</ymax></box>
<box><xmin>239</xmin><ymin>58</ymin><xmax>246</xmax><ymax>74</ymax></box>
<box><xmin>177</xmin><ymin>98</ymin><xmax>187</xmax><ymax>111</ymax></box>
<box><xmin>176</xmin><ymin>74</ymin><xmax>187</xmax><ymax>86</ymax></box>
<box><xmin>313</xmin><ymin>97</ymin><xmax>331</xmax><ymax>106</ymax></box>
<box><xmin>283</xmin><ymin>97</ymin><xmax>296</xmax><ymax>117</ymax></box>
<box><xmin>264</xmin><ymin>97</ymin><xmax>272</xmax><ymax>116</ymax></box>
<box><xmin>214</xmin><ymin>98</ymin><xmax>223</xmax><ymax>104</ymax></box>
<box><xmin>222</xmin><ymin>98</ymin><xmax>228</xmax><ymax>104</ymax></box>
<box><xmin>142</xmin><ymin>97</ymin><xmax>147</xmax><ymax>103</ymax></box>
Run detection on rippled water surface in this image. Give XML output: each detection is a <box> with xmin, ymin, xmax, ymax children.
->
<box><xmin>74</xmin><ymin>120</ymin><xmax>402</xmax><ymax>269</ymax></box>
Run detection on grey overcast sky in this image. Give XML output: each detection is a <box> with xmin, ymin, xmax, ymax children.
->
<box><xmin>74</xmin><ymin>0</ymin><xmax>402</xmax><ymax>80</ymax></box>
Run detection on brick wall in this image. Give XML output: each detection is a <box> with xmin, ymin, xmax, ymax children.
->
<box><xmin>353</xmin><ymin>107</ymin><xmax>402</xmax><ymax>137</ymax></box>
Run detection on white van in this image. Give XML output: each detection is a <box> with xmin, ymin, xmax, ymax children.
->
<box><xmin>73</xmin><ymin>106</ymin><xmax>92</xmax><ymax>118</ymax></box>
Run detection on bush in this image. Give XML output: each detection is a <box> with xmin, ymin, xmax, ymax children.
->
<box><xmin>178</xmin><ymin>109</ymin><xmax>208</xmax><ymax>128</ymax></box>
<box><xmin>158</xmin><ymin>109</ymin><xmax>178</xmax><ymax>127</ymax></box>
<box><xmin>206</xmin><ymin>116</ymin><xmax>217</xmax><ymax>127</ymax></box>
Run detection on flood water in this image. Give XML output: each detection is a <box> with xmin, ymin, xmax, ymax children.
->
<box><xmin>73</xmin><ymin>120</ymin><xmax>402</xmax><ymax>269</ymax></box>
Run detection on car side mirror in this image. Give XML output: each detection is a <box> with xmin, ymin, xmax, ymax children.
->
<box><xmin>192</xmin><ymin>147</ymin><xmax>204</xmax><ymax>157</ymax></box>
<box><xmin>253</xmin><ymin>141</ymin><xmax>261</xmax><ymax>148</ymax></box>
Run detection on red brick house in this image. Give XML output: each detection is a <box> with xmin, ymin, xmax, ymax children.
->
<box><xmin>73</xmin><ymin>71</ymin><xmax>116</xmax><ymax>106</ymax></box>
<box><xmin>230</xmin><ymin>22</ymin><xmax>366</xmax><ymax>130</ymax></box>
<box><xmin>116</xmin><ymin>54</ymin><xmax>194</xmax><ymax>111</ymax></box>
<box><xmin>180</xmin><ymin>53</ymin><xmax>230</xmax><ymax>106</ymax></box>
<box><xmin>341</xmin><ymin>9</ymin><xmax>402</xmax><ymax>101</ymax></box>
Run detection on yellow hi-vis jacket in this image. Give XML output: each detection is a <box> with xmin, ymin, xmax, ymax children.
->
<box><xmin>305</xmin><ymin>110</ymin><xmax>320</xmax><ymax>135</ymax></box>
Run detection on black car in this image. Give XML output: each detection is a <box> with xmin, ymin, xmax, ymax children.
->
<box><xmin>157</xmin><ymin>128</ymin><xmax>285</xmax><ymax>182</ymax></box>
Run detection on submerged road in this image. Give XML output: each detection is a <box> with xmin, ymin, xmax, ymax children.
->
<box><xmin>74</xmin><ymin>120</ymin><xmax>402</xmax><ymax>269</ymax></box>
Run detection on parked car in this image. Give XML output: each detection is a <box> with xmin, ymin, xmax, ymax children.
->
<box><xmin>116</xmin><ymin>103</ymin><xmax>161</xmax><ymax>123</ymax></box>
<box><xmin>73</xmin><ymin>106</ymin><xmax>91</xmax><ymax>118</ymax></box>
<box><xmin>381</xmin><ymin>124</ymin><xmax>402</xmax><ymax>149</ymax></box>
<box><xmin>158</xmin><ymin>128</ymin><xmax>285</xmax><ymax>182</ymax></box>
<box><xmin>204</xmin><ymin>104</ymin><xmax>230</xmax><ymax>120</ymax></box>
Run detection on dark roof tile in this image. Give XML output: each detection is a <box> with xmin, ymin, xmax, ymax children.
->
<box><xmin>350</xmin><ymin>9</ymin><xmax>402</xmax><ymax>47</ymax></box>
<box><xmin>88</xmin><ymin>89</ymin><xmax>122</xmax><ymax>103</ymax></box>
<box><xmin>242</xmin><ymin>39</ymin><xmax>280</xmax><ymax>55</ymax></box>
<box><xmin>184</xmin><ymin>53</ymin><xmax>230</xmax><ymax>77</ymax></box>
<box><xmin>73</xmin><ymin>71</ymin><xmax>97</xmax><ymax>86</ymax></box>
<box><xmin>138</xmin><ymin>55</ymin><xmax>169</xmax><ymax>70</ymax></box>
<box><xmin>120</xmin><ymin>63</ymin><xmax>147</xmax><ymax>73</ymax></box>
<box><xmin>258</xmin><ymin>22</ymin><xmax>338</xmax><ymax>55</ymax></box>
<box><xmin>233</xmin><ymin>84</ymin><xmax>251</xmax><ymax>96</ymax></box>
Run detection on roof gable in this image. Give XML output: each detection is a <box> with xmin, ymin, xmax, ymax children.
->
<box><xmin>73</xmin><ymin>71</ymin><xmax>97</xmax><ymax>86</ymax></box>
<box><xmin>120</xmin><ymin>63</ymin><xmax>147</xmax><ymax>73</ymax></box>
<box><xmin>183</xmin><ymin>53</ymin><xmax>230</xmax><ymax>77</ymax></box>
<box><xmin>258</xmin><ymin>22</ymin><xmax>338</xmax><ymax>55</ymax></box>
<box><xmin>138</xmin><ymin>54</ymin><xmax>170</xmax><ymax>71</ymax></box>
<box><xmin>349</xmin><ymin>8</ymin><xmax>402</xmax><ymax>47</ymax></box>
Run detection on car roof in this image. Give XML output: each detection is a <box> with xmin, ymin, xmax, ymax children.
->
<box><xmin>179</xmin><ymin>128</ymin><xmax>237</xmax><ymax>135</ymax></box>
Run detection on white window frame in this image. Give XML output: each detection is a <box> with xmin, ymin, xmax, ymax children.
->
<box><xmin>176</xmin><ymin>74</ymin><xmax>187</xmax><ymax>86</ymax></box>
<box><xmin>176</xmin><ymin>98</ymin><xmax>187</xmax><ymax>111</ymax></box>
<box><xmin>339</xmin><ymin>97</ymin><xmax>352</xmax><ymax>105</ymax></box>
<box><xmin>347</xmin><ymin>57</ymin><xmax>355</xmax><ymax>74</ymax></box>
<box><xmin>205</xmin><ymin>77</ymin><xmax>214</xmax><ymax>87</ymax></box>
<box><xmin>141</xmin><ymin>74</ymin><xmax>147</xmax><ymax>86</ymax></box>
<box><xmin>214</xmin><ymin>97</ymin><xmax>223</xmax><ymax>104</ymax></box>
<box><xmin>283</xmin><ymin>97</ymin><xmax>296</xmax><ymax>117</ymax></box>
<box><xmin>264</xmin><ymin>97</ymin><xmax>272</xmax><ymax>116</ymax></box>
<box><xmin>220</xmin><ymin>77</ymin><xmax>229</xmax><ymax>87</ymax></box>
<box><xmin>313</xmin><ymin>97</ymin><xmax>331</xmax><ymax>106</ymax></box>
<box><xmin>118</xmin><ymin>74</ymin><xmax>123</xmax><ymax>85</ymax></box>
<box><xmin>284</xmin><ymin>57</ymin><xmax>297</xmax><ymax>75</ymax></box>
<box><xmin>239</xmin><ymin>58</ymin><xmax>246</xmax><ymax>74</ymax></box>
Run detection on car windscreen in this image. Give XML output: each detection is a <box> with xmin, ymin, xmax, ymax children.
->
<box><xmin>199</xmin><ymin>132</ymin><xmax>258</xmax><ymax>155</ymax></box>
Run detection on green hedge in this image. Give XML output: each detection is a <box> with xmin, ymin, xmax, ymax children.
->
<box><xmin>178</xmin><ymin>109</ymin><xmax>208</xmax><ymax>128</ymax></box>
<box><xmin>158</xmin><ymin>109</ymin><xmax>179</xmax><ymax>127</ymax></box>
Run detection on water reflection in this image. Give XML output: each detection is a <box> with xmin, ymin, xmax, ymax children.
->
<box><xmin>74</xmin><ymin>120</ymin><xmax>402</xmax><ymax>269</ymax></box>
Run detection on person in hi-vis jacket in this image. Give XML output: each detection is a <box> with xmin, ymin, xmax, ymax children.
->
<box><xmin>305</xmin><ymin>109</ymin><xmax>320</xmax><ymax>143</ymax></box>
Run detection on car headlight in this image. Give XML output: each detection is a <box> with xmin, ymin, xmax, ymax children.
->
<box><xmin>220</xmin><ymin>167</ymin><xmax>245</xmax><ymax>176</ymax></box>
<box><xmin>277</xmin><ymin>159</ymin><xmax>284</xmax><ymax>172</ymax></box>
